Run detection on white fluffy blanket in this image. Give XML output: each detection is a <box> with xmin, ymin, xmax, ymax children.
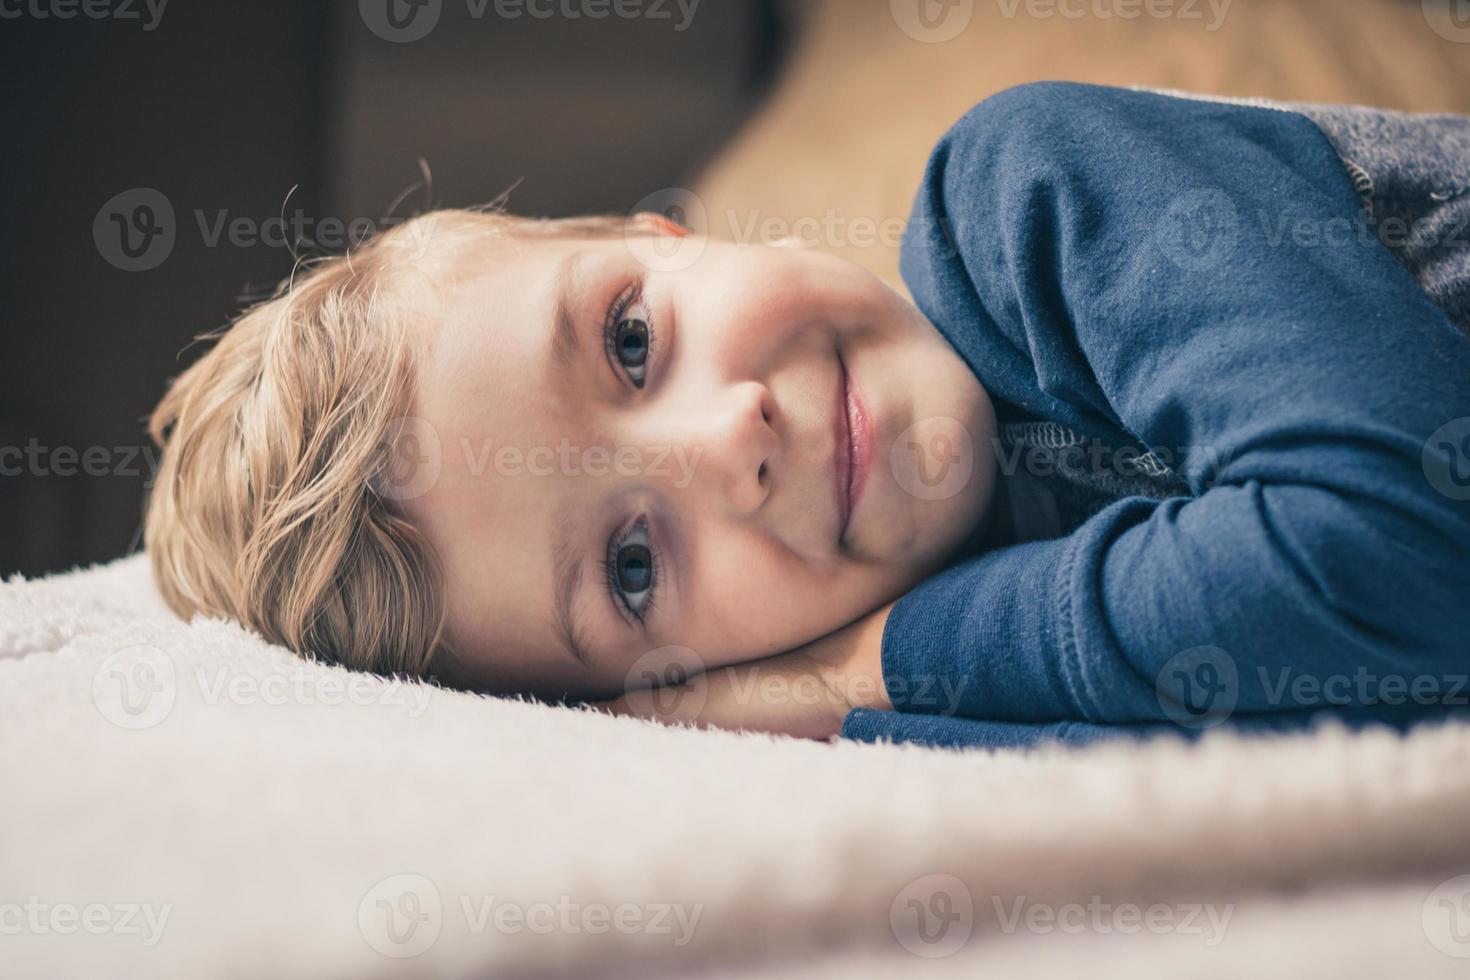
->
<box><xmin>4</xmin><ymin>554</ymin><xmax>1470</xmax><ymax>978</ymax></box>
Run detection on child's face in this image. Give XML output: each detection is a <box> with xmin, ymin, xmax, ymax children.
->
<box><xmin>403</xmin><ymin>232</ymin><xmax>996</xmax><ymax>698</ymax></box>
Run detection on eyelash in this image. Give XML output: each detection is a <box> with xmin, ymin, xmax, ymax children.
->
<box><xmin>604</xmin><ymin>516</ymin><xmax>660</xmax><ymax>625</ymax></box>
<box><xmin>602</xmin><ymin>282</ymin><xmax>655</xmax><ymax>389</ymax></box>
<box><xmin>600</xmin><ymin>281</ymin><xmax>661</xmax><ymax>625</ymax></box>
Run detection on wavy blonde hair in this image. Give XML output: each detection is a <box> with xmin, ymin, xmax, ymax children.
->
<box><xmin>145</xmin><ymin>208</ymin><xmax>659</xmax><ymax>676</ymax></box>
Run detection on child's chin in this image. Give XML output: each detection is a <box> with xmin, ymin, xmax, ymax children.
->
<box><xmin>849</xmin><ymin>488</ymin><xmax>980</xmax><ymax>583</ymax></box>
<box><xmin>860</xmin><ymin>421</ymin><xmax>996</xmax><ymax>565</ymax></box>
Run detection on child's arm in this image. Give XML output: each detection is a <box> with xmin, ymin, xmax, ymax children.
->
<box><xmin>879</xmin><ymin>83</ymin><xmax>1470</xmax><ymax>729</ymax></box>
<box><xmin>603</xmin><ymin>602</ymin><xmax>893</xmax><ymax>740</ymax></box>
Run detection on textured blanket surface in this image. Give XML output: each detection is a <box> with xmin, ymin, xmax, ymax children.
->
<box><xmin>4</xmin><ymin>554</ymin><xmax>1470</xmax><ymax>978</ymax></box>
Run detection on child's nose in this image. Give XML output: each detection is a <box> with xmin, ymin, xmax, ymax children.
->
<box><xmin>683</xmin><ymin>381</ymin><xmax>777</xmax><ymax>515</ymax></box>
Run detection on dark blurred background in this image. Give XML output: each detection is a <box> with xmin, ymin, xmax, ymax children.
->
<box><xmin>0</xmin><ymin>0</ymin><xmax>795</xmax><ymax>578</ymax></box>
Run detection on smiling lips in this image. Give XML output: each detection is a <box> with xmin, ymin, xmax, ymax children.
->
<box><xmin>834</xmin><ymin>353</ymin><xmax>872</xmax><ymax>545</ymax></box>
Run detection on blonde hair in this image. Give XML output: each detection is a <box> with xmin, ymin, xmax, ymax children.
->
<box><xmin>145</xmin><ymin>207</ymin><xmax>657</xmax><ymax>676</ymax></box>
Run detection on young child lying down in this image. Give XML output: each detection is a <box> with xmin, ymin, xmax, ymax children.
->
<box><xmin>144</xmin><ymin>83</ymin><xmax>1470</xmax><ymax>749</ymax></box>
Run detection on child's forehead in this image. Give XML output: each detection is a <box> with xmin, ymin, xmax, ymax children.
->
<box><xmin>439</xmin><ymin>230</ymin><xmax>569</xmax><ymax>283</ymax></box>
<box><xmin>416</xmin><ymin>237</ymin><xmax>563</xmax><ymax>347</ymax></box>
<box><xmin>414</xmin><ymin>238</ymin><xmax>600</xmax><ymax>411</ymax></box>
<box><xmin>443</xmin><ymin>229</ymin><xmax>628</xmax><ymax>276</ymax></box>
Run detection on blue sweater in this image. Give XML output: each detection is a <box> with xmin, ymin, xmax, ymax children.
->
<box><xmin>841</xmin><ymin>83</ymin><xmax>1470</xmax><ymax>750</ymax></box>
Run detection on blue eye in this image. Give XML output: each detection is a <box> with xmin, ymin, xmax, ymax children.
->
<box><xmin>604</xmin><ymin>286</ymin><xmax>653</xmax><ymax>388</ymax></box>
<box><xmin>606</xmin><ymin>518</ymin><xmax>656</xmax><ymax>620</ymax></box>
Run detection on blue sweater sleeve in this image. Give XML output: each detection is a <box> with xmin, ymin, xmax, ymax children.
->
<box><xmin>840</xmin><ymin>704</ymin><xmax>1469</xmax><ymax>751</ymax></box>
<box><xmin>884</xmin><ymin>82</ymin><xmax>1470</xmax><ymax>728</ymax></box>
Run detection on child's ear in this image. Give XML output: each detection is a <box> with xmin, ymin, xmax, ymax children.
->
<box><xmin>629</xmin><ymin>210</ymin><xmax>692</xmax><ymax>238</ymax></box>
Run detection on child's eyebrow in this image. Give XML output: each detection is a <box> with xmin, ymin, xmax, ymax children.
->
<box><xmin>546</xmin><ymin>251</ymin><xmax>596</xmax><ymax>668</ymax></box>
<box><xmin>549</xmin><ymin>250</ymin><xmax>586</xmax><ymax>370</ymax></box>
<box><xmin>551</xmin><ymin>495</ymin><xmax>593</xmax><ymax>667</ymax></box>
